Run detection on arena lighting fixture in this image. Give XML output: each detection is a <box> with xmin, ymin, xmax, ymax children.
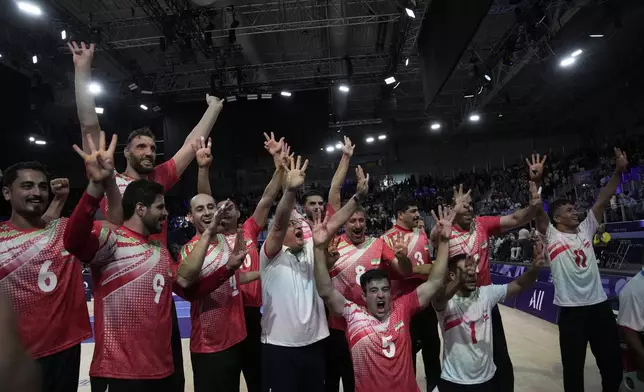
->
<box><xmin>280</xmin><ymin>91</ymin><xmax>292</xmax><ymax>97</ymax></box>
<box><xmin>35</xmin><ymin>140</ymin><xmax>46</xmax><ymax>145</ymax></box>
<box><xmin>463</xmin><ymin>94</ymin><xmax>475</xmax><ymax>98</ymax></box>
<box><xmin>61</xmin><ymin>30</ymin><xmax>67</xmax><ymax>40</ymax></box>
<box><xmin>339</xmin><ymin>85</ymin><xmax>350</xmax><ymax>93</ymax></box>
<box><xmin>261</xmin><ymin>93</ymin><xmax>272</xmax><ymax>99</ymax></box>
<box><xmin>430</xmin><ymin>123</ymin><xmax>441</xmax><ymax>130</ymax></box>
<box><xmin>140</xmin><ymin>104</ymin><xmax>148</xmax><ymax>111</ymax></box>
<box><xmin>498</xmin><ymin>113</ymin><xmax>503</xmax><ymax>117</ymax></box>
<box><xmin>28</xmin><ymin>137</ymin><xmax>35</xmax><ymax>142</ymax></box>
<box><xmin>365</xmin><ymin>137</ymin><xmax>375</xmax><ymax>143</ymax></box>
<box><xmin>469</xmin><ymin>114</ymin><xmax>481</xmax><ymax>122</ymax></box>
<box><xmin>405</xmin><ymin>8</ymin><xmax>415</xmax><ymax>18</ymax></box>
<box><xmin>378</xmin><ymin>135</ymin><xmax>387</xmax><ymax>140</ymax></box>
<box><xmin>589</xmin><ymin>34</ymin><xmax>604</xmax><ymax>38</ymax></box>
<box><xmin>140</xmin><ymin>90</ymin><xmax>153</xmax><ymax>95</ymax></box>
<box><xmin>393</xmin><ymin>81</ymin><xmax>401</xmax><ymax>89</ymax></box>
<box><xmin>335</xmin><ymin>143</ymin><xmax>342</xmax><ymax>149</ymax></box>
<box><xmin>32</xmin><ymin>55</ymin><xmax>38</xmax><ymax>64</ymax></box>
<box><xmin>247</xmin><ymin>94</ymin><xmax>258</xmax><ymax>100</ymax></box>
<box><xmin>152</xmin><ymin>106</ymin><xmax>161</xmax><ymax>112</ymax></box>
<box><xmin>95</xmin><ymin>107</ymin><xmax>104</xmax><ymax>114</ymax></box>
<box><xmin>405</xmin><ymin>58</ymin><xmax>409</xmax><ymax>66</ymax></box>
<box><xmin>128</xmin><ymin>83</ymin><xmax>138</xmax><ymax>91</ymax></box>
<box><xmin>484</xmin><ymin>74</ymin><xmax>492</xmax><ymax>81</ymax></box>
<box><xmin>325</xmin><ymin>146</ymin><xmax>335</xmax><ymax>152</ymax></box>
<box><xmin>571</xmin><ymin>49</ymin><xmax>583</xmax><ymax>57</ymax></box>
<box><xmin>384</xmin><ymin>76</ymin><xmax>396</xmax><ymax>85</ymax></box>
<box><xmin>226</xmin><ymin>96</ymin><xmax>237</xmax><ymax>102</ymax></box>
<box><xmin>88</xmin><ymin>82</ymin><xmax>102</xmax><ymax>95</ymax></box>
<box><xmin>559</xmin><ymin>57</ymin><xmax>576</xmax><ymax>67</ymax></box>
<box><xmin>17</xmin><ymin>2</ymin><xmax>42</xmax><ymax>16</ymax></box>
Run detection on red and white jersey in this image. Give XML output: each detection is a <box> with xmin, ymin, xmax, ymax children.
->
<box><xmin>437</xmin><ymin>285</ymin><xmax>507</xmax><ymax>385</ymax></box>
<box><xmin>222</xmin><ymin>217</ymin><xmax>262</xmax><ymax>307</ymax></box>
<box><xmin>618</xmin><ymin>271</ymin><xmax>644</xmax><ymax>332</ymax></box>
<box><xmin>297</xmin><ymin>204</ymin><xmax>336</xmax><ymax>241</ymax></box>
<box><xmin>543</xmin><ymin>211</ymin><xmax>606</xmax><ymax>307</ymax></box>
<box><xmin>180</xmin><ymin>234</ymin><xmax>246</xmax><ymax>353</ymax></box>
<box><xmin>0</xmin><ymin>219</ymin><xmax>91</xmax><ymax>359</ymax></box>
<box><xmin>328</xmin><ymin>234</ymin><xmax>396</xmax><ymax>330</ymax></box>
<box><xmin>88</xmin><ymin>224</ymin><xmax>178</xmax><ymax>379</ymax></box>
<box><xmin>382</xmin><ymin>225</ymin><xmax>430</xmax><ymax>298</ymax></box>
<box><xmin>343</xmin><ymin>292</ymin><xmax>420</xmax><ymax>392</ymax></box>
<box><xmin>446</xmin><ymin>216</ymin><xmax>501</xmax><ymax>287</ymax></box>
<box><xmin>100</xmin><ymin>159</ymin><xmax>179</xmax><ymax>246</ymax></box>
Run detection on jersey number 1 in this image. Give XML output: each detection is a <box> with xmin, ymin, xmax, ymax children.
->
<box><xmin>573</xmin><ymin>249</ymin><xmax>587</xmax><ymax>268</ymax></box>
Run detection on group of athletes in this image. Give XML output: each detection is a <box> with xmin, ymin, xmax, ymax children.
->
<box><xmin>0</xmin><ymin>40</ymin><xmax>641</xmax><ymax>392</ymax></box>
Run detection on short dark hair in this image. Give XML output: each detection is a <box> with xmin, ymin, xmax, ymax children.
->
<box><xmin>126</xmin><ymin>127</ymin><xmax>155</xmax><ymax>147</ymax></box>
<box><xmin>394</xmin><ymin>196</ymin><xmax>417</xmax><ymax>216</ymax></box>
<box><xmin>448</xmin><ymin>253</ymin><xmax>468</xmax><ymax>273</ymax></box>
<box><xmin>301</xmin><ymin>189</ymin><xmax>324</xmax><ymax>205</ymax></box>
<box><xmin>359</xmin><ymin>269</ymin><xmax>390</xmax><ymax>293</ymax></box>
<box><xmin>2</xmin><ymin>162</ymin><xmax>48</xmax><ymax>188</ymax></box>
<box><xmin>122</xmin><ymin>180</ymin><xmax>164</xmax><ymax>220</ymax></box>
<box><xmin>548</xmin><ymin>198</ymin><xmax>573</xmax><ymax>223</ymax></box>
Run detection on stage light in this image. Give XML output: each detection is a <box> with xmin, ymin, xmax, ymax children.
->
<box><xmin>571</xmin><ymin>49</ymin><xmax>583</xmax><ymax>57</ymax></box>
<box><xmin>559</xmin><ymin>57</ymin><xmax>576</xmax><ymax>67</ymax></box>
<box><xmin>128</xmin><ymin>83</ymin><xmax>138</xmax><ymax>91</ymax></box>
<box><xmin>280</xmin><ymin>91</ymin><xmax>292</xmax><ymax>97</ymax></box>
<box><xmin>498</xmin><ymin>113</ymin><xmax>503</xmax><ymax>117</ymax></box>
<box><xmin>464</xmin><ymin>94</ymin><xmax>474</xmax><ymax>98</ymax></box>
<box><xmin>589</xmin><ymin>34</ymin><xmax>604</xmax><ymax>38</ymax></box>
<box><xmin>140</xmin><ymin>104</ymin><xmax>148</xmax><ymax>111</ymax></box>
<box><xmin>405</xmin><ymin>58</ymin><xmax>409</xmax><ymax>66</ymax></box>
<box><xmin>366</xmin><ymin>137</ymin><xmax>375</xmax><ymax>143</ymax></box>
<box><xmin>469</xmin><ymin>114</ymin><xmax>480</xmax><ymax>122</ymax></box>
<box><xmin>0</xmin><ymin>53</ymin><xmax>3</xmax><ymax>58</ymax></box>
<box><xmin>141</xmin><ymin>90</ymin><xmax>153</xmax><ymax>95</ymax></box>
<box><xmin>32</xmin><ymin>55</ymin><xmax>38</xmax><ymax>64</ymax></box>
<box><xmin>226</xmin><ymin>96</ymin><xmax>237</xmax><ymax>102</ymax></box>
<box><xmin>29</xmin><ymin>137</ymin><xmax>35</xmax><ymax>142</ymax></box>
<box><xmin>261</xmin><ymin>93</ymin><xmax>272</xmax><ymax>99</ymax></box>
<box><xmin>88</xmin><ymin>82</ymin><xmax>102</xmax><ymax>95</ymax></box>
<box><xmin>95</xmin><ymin>107</ymin><xmax>104</xmax><ymax>114</ymax></box>
<box><xmin>405</xmin><ymin>8</ymin><xmax>415</xmax><ymax>18</ymax></box>
<box><xmin>378</xmin><ymin>135</ymin><xmax>387</xmax><ymax>140</ymax></box>
<box><xmin>326</xmin><ymin>146</ymin><xmax>335</xmax><ymax>152</ymax></box>
<box><xmin>385</xmin><ymin>76</ymin><xmax>396</xmax><ymax>85</ymax></box>
<box><xmin>430</xmin><ymin>123</ymin><xmax>441</xmax><ymax>130</ymax></box>
<box><xmin>335</xmin><ymin>143</ymin><xmax>342</xmax><ymax>149</ymax></box>
<box><xmin>35</xmin><ymin>140</ymin><xmax>46</xmax><ymax>145</ymax></box>
<box><xmin>484</xmin><ymin>74</ymin><xmax>491</xmax><ymax>81</ymax></box>
<box><xmin>247</xmin><ymin>94</ymin><xmax>258</xmax><ymax>100</ymax></box>
<box><xmin>61</xmin><ymin>30</ymin><xmax>67</xmax><ymax>40</ymax></box>
<box><xmin>153</xmin><ymin>106</ymin><xmax>161</xmax><ymax>112</ymax></box>
<box><xmin>393</xmin><ymin>81</ymin><xmax>401</xmax><ymax>89</ymax></box>
<box><xmin>17</xmin><ymin>2</ymin><xmax>42</xmax><ymax>16</ymax></box>
<box><xmin>339</xmin><ymin>85</ymin><xmax>350</xmax><ymax>93</ymax></box>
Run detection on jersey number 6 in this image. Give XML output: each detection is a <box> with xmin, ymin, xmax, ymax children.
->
<box><xmin>38</xmin><ymin>260</ymin><xmax>58</xmax><ymax>293</ymax></box>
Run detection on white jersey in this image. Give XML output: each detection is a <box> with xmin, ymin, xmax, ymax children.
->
<box><xmin>259</xmin><ymin>239</ymin><xmax>329</xmax><ymax>347</ymax></box>
<box><xmin>437</xmin><ymin>285</ymin><xmax>507</xmax><ymax>385</ymax></box>
<box><xmin>543</xmin><ymin>212</ymin><xmax>607</xmax><ymax>307</ymax></box>
<box><xmin>618</xmin><ymin>271</ymin><xmax>644</xmax><ymax>332</ymax></box>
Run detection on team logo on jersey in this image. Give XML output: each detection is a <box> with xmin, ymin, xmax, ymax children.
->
<box><xmin>481</xmin><ymin>241</ymin><xmax>488</xmax><ymax>249</ymax></box>
<box><xmin>168</xmin><ymin>268</ymin><xmax>174</xmax><ymax>278</ymax></box>
<box><xmin>61</xmin><ymin>249</ymin><xmax>70</xmax><ymax>257</ymax></box>
<box><xmin>394</xmin><ymin>320</ymin><xmax>405</xmax><ymax>331</ymax></box>
<box><xmin>371</xmin><ymin>259</ymin><xmax>380</xmax><ymax>266</ymax></box>
<box><xmin>245</xmin><ymin>239</ymin><xmax>253</xmax><ymax>247</ymax></box>
<box><xmin>149</xmin><ymin>239</ymin><xmax>162</xmax><ymax>248</ymax></box>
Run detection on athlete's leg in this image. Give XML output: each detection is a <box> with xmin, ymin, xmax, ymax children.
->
<box><xmin>558</xmin><ymin>306</ymin><xmax>589</xmax><ymax>392</ymax></box>
<box><xmin>241</xmin><ymin>306</ymin><xmax>262</xmax><ymax>392</ymax></box>
<box><xmin>36</xmin><ymin>343</ymin><xmax>81</xmax><ymax>392</ymax></box>
<box><xmin>418</xmin><ymin>306</ymin><xmax>442</xmax><ymax>391</ymax></box>
<box><xmin>262</xmin><ymin>343</ymin><xmax>298</xmax><ymax>392</ymax></box>
<box><xmin>168</xmin><ymin>299</ymin><xmax>185</xmax><ymax>392</ymax></box>
<box><xmin>298</xmin><ymin>339</ymin><xmax>326</xmax><ymax>392</ymax></box>
<box><xmin>588</xmin><ymin>302</ymin><xmax>622</xmax><ymax>392</ymax></box>
<box><xmin>191</xmin><ymin>344</ymin><xmax>243</xmax><ymax>392</ymax></box>
<box><xmin>491</xmin><ymin>305</ymin><xmax>514</xmax><ymax>392</ymax></box>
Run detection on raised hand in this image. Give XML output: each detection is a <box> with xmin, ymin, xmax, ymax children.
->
<box><xmin>67</xmin><ymin>41</ymin><xmax>95</xmax><ymax>69</ymax></box>
<box><xmin>355</xmin><ymin>165</ymin><xmax>370</xmax><ymax>199</ymax></box>
<box><xmin>226</xmin><ymin>229</ymin><xmax>249</xmax><ymax>271</ymax></box>
<box><xmin>452</xmin><ymin>184</ymin><xmax>472</xmax><ymax>206</ymax></box>
<box><xmin>431</xmin><ymin>205</ymin><xmax>456</xmax><ymax>240</ymax></box>
<box><xmin>284</xmin><ymin>155</ymin><xmax>309</xmax><ymax>191</ymax></box>
<box><xmin>528</xmin><ymin>181</ymin><xmax>542</xmax><ymax>208</ymax></box>
<box><xmin>210</xmin><ymin>199</ymin><xmax>233</xmax><ymax>231</ymax></box>
<box><xmin>327</xmin><ymin>237</ymin><xmax>341</xmax><ymax>265</ymax></box>
<box><xmin>391</xmin><ymin>232</ymin><xmax>411</xmax><ymax>259</ymax></box>
<box><xmin>312</xmin><ymin>210</ymin><xmax>332</xmax><ymax>247</ymax></box>
<box><xmin>206</xmin><ymin>94</ymin><xmax>224</xmax><ymax>111</ymax></box>
<box><xmin>531</xmin><ymin>239</ymin><xmax>547</xmax><ymax>268</ymax></box>
<box><xmin>340</xmin><ymin>136</ymin><xmax>355</xmax><ymax>157</ymax></box>
<box><xmin>50</xmin><ymin>178</ymin><xmax>70</xmax><ymax>199</ymax></box>
<box><xmin>614</xmin><ymin>147</ymin><xmax>629</xmax><ymax>173</ymax></box>
<box><xmin>525</xmin><ymin>153</ymin><xmax>547</xmax><ymax>182</ymax></box>
<box><xmin>263</xmin><ymin>132</ymin><xmax>284</xmax><ymax>157</ymax></box>
<box><xmin>73</xmin><ymin>131</ymin><xmax>117</xmax><ymax>183</ymax></box>
<box><xmin>193</xmin><ymin>136</ymin><xmax>213</xmax><ymax>168</ymax></box>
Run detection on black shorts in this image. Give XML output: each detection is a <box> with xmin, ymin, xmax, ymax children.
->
<box><xmin>36</xmin><ymin>343</ymin><xmax>81</xmax><ymax>392</ymax></box>
<box><xmin>262</xmin><ymin>339</ymin><xmax>326</xmax><ymax>392</ymax></box>
<box><xmin>439</xmin><ymin>378</ymin><xmax>496</xmax><ymax>392</ymax></box>
<box><xmin>90</xmin><ymin>375</ymin><xmax>175</xmax><ymax>392</ymax></box>
<box><xmin>191</xmin><ymin>343</ymin><xmax>244</xmax><ymax>392</ymax></box>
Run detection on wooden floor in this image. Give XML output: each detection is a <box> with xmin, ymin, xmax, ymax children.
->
<box><xmin>79</xmin><ymin>305</ymin><xmax>603</xmax><ymax>391</ymax></box>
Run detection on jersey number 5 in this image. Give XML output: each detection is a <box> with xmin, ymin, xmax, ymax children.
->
<box><xmin>381</xmin><ymin>335</ymin><xmax>396</xmax><ymax>358</ymax></box>
<box><xmin>573</xmin><ymin>249</ymin><xmax>587</xmax><ymax>268</ymax></box>
<box><xmin>38</xmin><ymin>261</ymin><xmax>58</xmax><ymax>293</ymax></box>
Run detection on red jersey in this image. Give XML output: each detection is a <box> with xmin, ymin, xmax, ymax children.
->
<box><xmin>343</xmin><ymin>292</ymin><xmax>421</xmax><ymax>392</ymax></box>
<box><xmin>179</xmin><ymin>234</ymin><xmax>246</xmax><ymax>353</ymax></box>
<box><xmin>447</xmin><ymin>216</ymin><xmax>501</xmax><ymax>286</ymax></box>
<box><xmin>382</xmin><ymin>225</ymin><xmax>431</xmax><ymax>298</ymax></box>
<box><xmin>0</xmin><ymin>218</ymin><xmax>91</xmax><ymax>359</ymax></box>
<box><xmin>101</xmin><ymin>159</ymin><xmax>179</xmax><ymax>245</ymax></box>
<box><xmin>328</xmin><ymin>234</ymin><xmax>396</xmax><ymax>330</ymax></box>
<box><xmin>222</xmin><ymin>217</ymin><xmax>262</xmax><ymax>307</ymax></box>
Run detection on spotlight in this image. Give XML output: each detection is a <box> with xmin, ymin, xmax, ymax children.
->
<box><xmin>153</xmin><ymin>106</ymin><xmax>161</xmax><ymax>112</ymax></box>
<box><xmin>0</xmin><ymin>53</ymin><xmax>2</xmax><ymax>58</ymax></box>
<box><xmin>17</xmin><ymin>2</ymin><xmax>42</xmax><ymax>16</ymax></box>
<box><xmin>366</xmin><ymin>137</ymin><xmax>375</xmax><ymax>143</ymax></box>
<box><xmin>141</xmin><ymin>90</ymin><xmax>153</xmax><ymax>95</ymax></box>
<box><xmin>95</xmin><ymin>107</ymin><xmax>104</xmax><ymax>114</ymax></box>
<box><xmin>28</xmin><ymin>137</ymin><xmax>35</xmax><ymax>142</ymax></box>
<box><xmin>280</xmin><ymin>91</ymin><xmax>292</xmax><ymax>97</ymax></box>
<box><xmin>128</xmin><ymin>83</ymin><xmax>138</xmax><ymax>91</ymax></box>
<box><xmin>261</xmin><ymin>93</ymin><xmax>272</xmax><ymax>100</ymax></box>
<box><xmin>88</xmin><ymin>82</ymin><xmax>102</xmax><ymax>95</ymax></box>
<box><xmin>405</xmin><ymin>58</ymin><xmax>409</xmax><ymax>66</ymax></box>
<box><xmin>335</xmin><ymin>143</ymin><xmax>342</xmax><ymax>149</ymax></box>
<box><xmin>469</xmin><ymin>114</ymin><xmax>480</xmax><ymax>122</ymax></box>
<box><xmin>385</xmin><ymin>76</ymin><xmax>396</xmax><ymax>85</ymax></box>
<box><xmin>140</xmin><ymin>104</ymin><xmax>148</xmax><ymax>110</ymax></box>
<box><xmin>393</xmin><ymin>81</ymin><xmax>401</xmax><ymax>89</ymax></box>
<box><xmin>32</xmin><ymin>55</ymin><xmax>38</xmax><ymax>64</ymax></box>
<box><xmin>35</xmin><ymin>140</ymin><xmax>47</xmax><ymax>145</ymax></box>
<box><xmin>378</xmin><ymin>135</ymin><xmax>387</xmax><ymax>140</ymax></box>
<box><xmin>498</xmin><ymin>113</ymin><xmax>503</xmax><ymax>118</ymax></box>
<box><xmin>326</xmin><ymin>146</ymin><xmax>335</xmax><ymax>152</ymax></box>
<box><xmin>430</xmin><ymin>123</ymin><xmax>441</xmax><ymax>130</ymax></box>
<box><xmin>339</xmin><ymin>85</ymin><xmax>350</xmax><ymax>93</ymax></box>
<box><xmin>405</xmin><ymin>8</ymin><xmax>415</xmax><ymax>18</ymax></box>
<box><xmin>559</xmin><ymin>57</ymin><xmax>576</xmax><ymax>67</ymax></box>
<box><xmin>247</xmin><ymin>94</ymin><xmax>258</xmax><ymax>100</ymax></box>
<box><xmin>463</xmin><ymin>94</ymin><xmax>475</xmax><ymax>99</ymax></box>
<box><xmin>61</xmin><ymin>30</ymin><xmax>67</xmax><ymax>40</ymax></box>
<box><xmin>571</xmin><ymin>49</ymin><xmax>583</xmax><ymax>57</ymax></box>
<box><xmin>589</xmin><ymin>34</ymin><xmax>604</xmax><ymax>38</ymax></box>
<box><xmin>484</xmin><ymin>74</ymin><xmax>491</xmax><ymax>81</ymax></box>
<box><xmin>226</xmin><ymin>96</ymin><xmax>237</xmax><ymax>102</ymax></box>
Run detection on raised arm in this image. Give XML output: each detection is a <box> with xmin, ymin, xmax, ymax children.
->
<box><xmin>417</xmin><ymin>206</ymin><xmax>454</xmax><ymax>308</ymax></box>
<box><xmin>326</xmin><ymin>165</ymin><xmax>369</xmax><ymax>233</ymax></box>
<box><xmin>525</xmin><ymin>154</ymin><xmax>549</xmax><ymax>235</ymax></box>
<box><xmin>194</xmin><ymin>136</ymin><xmax>213</xmax><ymax>196</ymax></box>
<box><xmin>68</xmin><ymin>41</ymin><xmax>101</xmax><ymax>153</ymax></box>
<box><xmin>104</xmin><ymin>175</ymin><xmax>124</xmax><ymax>226</ymax></box>
<box><xmin>328</xmin><ymin>136</ymin><xmax>354</xmax><ymax>212</ymax></box>
<box><xmin>506</xmin><ymin>240</ymin><xmax>544</xmax><ymax>298</ymax></box>
<box><xmin>252</xmin><ymin>133</ymin><xmax>289</xmax><ymax>227</ymax></box>
<box><xmin>171</xmin><ymin>95</ymin><xmax>224</xmax><ymax>177</ymax></box>
<box><xmin>264</xmin><ymin>155</ymin><xmax>308</xmax><ymax>258</ymax></box>
<box><xmin>388</xmin><ymin>233</ymin><xmax>413</xmax><ymax>277</ymax></box>
<box><xmin>499</xmin><ymin>181</ymin><xmax>541</xmax><ymax>233</ymax></box>
<box><xmin>591</xmin><ymin>148</ymin><xmax>628</xmax><ymax>224</ymax></box>
<box><xmin>311</xmin><ymin>212</ymin><xmax>346</xmax><ymax>316</ymax></box>
<box><xmin>41</xmin><ymin>178</ymin><xmax>69</xmax><ymax>223</ymax></box>
<box><xmin>430</xmin><ymin>184</ymin><xmax>470</xmax><ymax>246</ymax></box>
